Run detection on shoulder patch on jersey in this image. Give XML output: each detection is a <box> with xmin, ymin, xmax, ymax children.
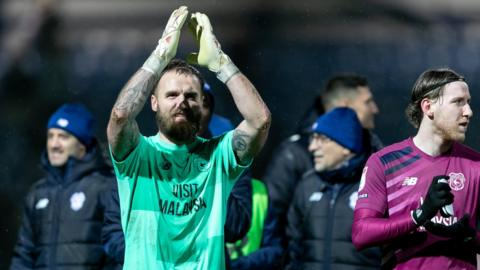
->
<box><xmin>358</xmin><ymin>166</ymin><xmax>368</xmax><ymax>191</ymax></box>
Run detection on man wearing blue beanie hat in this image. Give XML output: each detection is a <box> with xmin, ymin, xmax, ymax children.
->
<box><xmin>286</xmin><ymin>107</ymin><xmax>381</xmax><ymax>269</ymax></box>
<box><xmin>11</xmin><ymin>103</ymin><xmax>121</xmax><ymax>269</ymax></box>
<box><xmin>311</xmin><ymin>107</ymin><xmax>364</xmax><ymax>154</ymax></box>
<box><xmin>47</xmin><ymin>103</ymin><xmax>95</xmax><ymax>148</ymax></box>
<box><xmin>45</xmin><ymin>103</ymin><xmax>95</xmax><ymax>166</ymax></box>
<box><xmin>263</xmin><ymin>75</ymin><xmax>383</xmax><ymax>266</ymax></box>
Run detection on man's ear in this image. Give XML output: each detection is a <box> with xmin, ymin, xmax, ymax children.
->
<box><xmin>76</xmin><ymin>142</ymin><xmax>87</xmax><ymax>160</ymax></box>
<box><xmin>151</xmin><ymin>94</ymin><xmax>158</xmax><ymax>112</ymax></box>
<box><xmin>420</xmin><ymin>98</ymin><xmax>434</xmax><ymax>118</ymax></box>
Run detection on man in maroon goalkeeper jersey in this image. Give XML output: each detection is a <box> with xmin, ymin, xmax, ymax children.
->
<box><xmin>352</xmin><ymin>68</ymin><xmax>480</xmax><ymax>270</ymax></box>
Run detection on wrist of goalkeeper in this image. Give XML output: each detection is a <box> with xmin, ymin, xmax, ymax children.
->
<box><xmin>141</xmin><ymin>52</ymin><xmax>169</xmax><ymax>77</ymax></box>
<box><xmin>216</xmin><ymin>55</ymin><xmax>240</xmax><ymax>84</ymax></box>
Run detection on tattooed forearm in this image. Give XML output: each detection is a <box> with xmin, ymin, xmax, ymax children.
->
<box><xmin>232</xmin><ymin>129</ymin><xmax>251</xmax><ymax>163</ymax></box>
<box><xmin>225</xmin><ymin>73</ymin><xmax>271</xmax><ymax>163</ymax></box>
<box><xmin>114</xmin><ymin>70</ymin><xmax>158</xmax><ymax>117</ymax></box>
<box><xmin>233</xmin><ymin>130</ymin><xmax>249</xmax><ymax>151</ymax></box>
<box><xmin>108</xmin><ymin>70</ymin><xmax>156</xmax><ymax>159</ymax></box>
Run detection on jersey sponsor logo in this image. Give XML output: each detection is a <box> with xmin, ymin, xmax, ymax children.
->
<box><xmin>448</xmin><ymin>172</ymin><xmax>465</xmax><ymax>191</ymax></box>
<box><xmin>419</xmin><ymin>215</ymin><xmax>460</xmax><ymax>231</ymax></box>
<box><xmin>309</xmin><ymin>192</ymin><xmax>323</xmax><ymax>202</ymax></box>
<box><xmin>431</xmin><ymin>215</ymin><xmax>459</xmax><ymax>226</ymax></box>
<box><xmin>35</xmin><ymin>198</ymin><xmax>49</xmax><ymax>209</ymax></box>
<box><xmin>358</xmin><ymin>166</ymin><xmax>368</xmax><ymax>192</ymax></box>
<box><xmin>159</xmin><ymin>197</ymin><xmax>207</xmax><ymax>216</ymax></box>
<box><xmin>349</xmin><ymin>191</ymin><xmax>358</xmax><ymax>210</ymax></box>
<box><xmin>161</xmin><ymin>183</ymin><xmax>207</xmax><ymax>216</ymax></box>
<box><xmin>172</xmin><ymin>184</ymin><xmax>199</xmax><ymax>199</ymax></box>
<box><xmin>402</xmin><ymin>177</ymin><xmax>418</xmax><ymax>186</ymax></box>
<box><xmin>70</xmin><ymin>192</ymin><xmax>86</xmax><ymax>211</ymax></box>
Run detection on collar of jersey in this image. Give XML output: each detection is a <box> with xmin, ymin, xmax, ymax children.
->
<box><xmin>151</xmin><ymin>133</ymin><xmax>202</xmax><ymax>153</ymax></box>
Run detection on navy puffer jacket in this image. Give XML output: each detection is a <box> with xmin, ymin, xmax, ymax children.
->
<box><xmin>11</xmin><ymin>144</ymin><xmax>119</xmax><ymax>270</ymax></box>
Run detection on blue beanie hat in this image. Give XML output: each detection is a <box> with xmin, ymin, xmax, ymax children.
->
<box><xmin>311</xmin><ymin>107</ymin><xmax>363</xmax><ymax>153</ymax></box>
<box><xmin>47</xmin><ymin>103</ymin><xmax>95</xmax><ymax>147</ymax></box>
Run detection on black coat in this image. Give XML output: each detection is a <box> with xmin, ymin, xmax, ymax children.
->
<box><xmin>286</xmin><ymin>166</ymin><xmax>381</xmax><ymax>270</ymax></box>
<box><xmin>263</xmin><ymin>134</ymin><xmax>313</xmax><ymax>248</ymax></box>
<box><xmin>264</xmin><ymin>130</ymin><xmax>383</xmax><ymax>247</ymax></box>
<box><xmin>10</xmin><ymin>145</ymin><xmax>119</xmax><ymax>270</ymax></box>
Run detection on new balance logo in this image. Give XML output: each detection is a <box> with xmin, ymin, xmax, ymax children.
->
<box><xmin>402</xmin><ymin>177</ymin><xmax>418</xmax><ymax>186</ymax></box>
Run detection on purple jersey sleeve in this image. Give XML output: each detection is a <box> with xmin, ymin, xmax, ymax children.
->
<box><xmin>352</xmin><ymin>208</ymin><xmax>416</xmax><ymax>251</ymax></box>
<box><xmin>355</xmin><ymin>153</ymin><xmax>388</xmax><ymax>214</ymax></box>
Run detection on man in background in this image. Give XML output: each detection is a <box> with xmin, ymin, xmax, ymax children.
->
<box><xmin>263</xmin><ymin>74</ymin><xmax>381</xmax><ymax>260</ymax></box>
<box><xmin>287</xmin><ymin>107</ymin><xmax>381</xmax><ymax>269</ymax></box>
<box><xmin>11</xmin><ymin>103</ymin><xmax>119</xmax><ymax>269</ymax></box>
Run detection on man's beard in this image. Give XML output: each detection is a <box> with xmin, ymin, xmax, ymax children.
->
<box><xmin>156</xmin><ymin>109</ymin><xmax>202</xmax><ymax>143</ymax></box>
<box><xmin>436</xmin><ymin>119</ymin><xmax>466</xmax><ymax>143</ymax></box>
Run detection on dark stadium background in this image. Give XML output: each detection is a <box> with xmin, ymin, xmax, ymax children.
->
<box><xmin>2</xmin><ymin>0</ymin><xmax>480</xmax><ymax>267</ymax></box>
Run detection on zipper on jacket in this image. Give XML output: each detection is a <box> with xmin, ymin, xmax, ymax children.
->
<box><xmin>323</xmin><ymin>184</ymin><xmax>342</xmax><ymax>270</ymax></box>
<box><xmin>49</xmin><ymin>175</ymin><xmax>64</xmax><ymax>270</ymax></box>
<box><xmin>49</xmin><ymin>162</ymin><xmax>72</xmax><ymax>270</ymax></box>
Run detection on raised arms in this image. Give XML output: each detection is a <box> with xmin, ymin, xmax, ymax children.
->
<box><xmin>108</xmin><ymin>7</ymin><xmax>271</xmax><ymax>163</ymax></box>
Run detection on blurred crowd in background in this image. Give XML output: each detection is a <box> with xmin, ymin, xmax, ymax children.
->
<box><xmin>2</xmin><ymin>0</ymin><xmax>480</xmax><ymax>268</ymax></box>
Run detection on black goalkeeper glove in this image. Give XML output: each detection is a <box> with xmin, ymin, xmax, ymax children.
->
<box><xmin>424</xmin><ymin>214</ymin><xmax>476</xmax><ymax>242</ymax></box>
<box><xmin>412</xmin><ymin>175</ymin><xmax>453</xmax><ymax>226</ymax></box>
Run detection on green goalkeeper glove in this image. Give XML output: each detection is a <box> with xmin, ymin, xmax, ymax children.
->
<box><xmin>142</xmin><ymin>6</ymin><xmax>189</xmax><ymax>76</ymax></box>
<box><xmin>187</xmin><ymin>12</ymin><xmax>239</xmax><ymax>83</ymax></box>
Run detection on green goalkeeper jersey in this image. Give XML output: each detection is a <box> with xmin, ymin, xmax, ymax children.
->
<box><xmin>110</xmin><ymin>131</ymin><xmax>250</xmax><ymax>270</ymax></box>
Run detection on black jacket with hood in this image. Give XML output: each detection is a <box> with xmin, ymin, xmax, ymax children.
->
<box><xmin>286</xmin><ymin>153</ymin><xmax>381</xmax><ymax>270</ymax></box>
<box><xmin>10</xmin><ymin>143</ymin><xmax>119</xmax><ymax>270</ymax></box>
